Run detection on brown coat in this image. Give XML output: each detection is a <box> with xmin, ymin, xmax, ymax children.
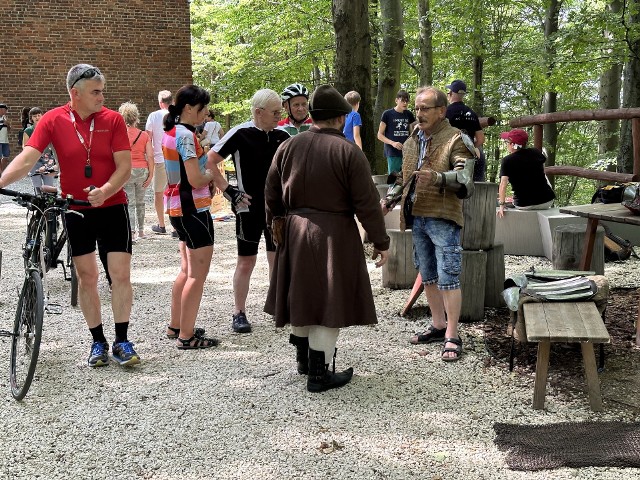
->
<box><xmin>264</xmin><ymin>126</ymin><xmax>390</xmax><ymax>328</ymax></box>
<box><xmin>400</xmin><ymin>119</ymin><xmax>471</xmax><ymax>229</ymax></box>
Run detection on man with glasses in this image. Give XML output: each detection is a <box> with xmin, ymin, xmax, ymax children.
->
<box><xmin>0</xmin><ymin>64</ymin><xmax>140</xmax><ymax>368</ymax></box>
<box><xmin>400</xmin><ymin>86</ymin><xmax>476</xmax><ymax>363</ymax></box>
<box><xmin>207</xmin><ymin>89</ymin><xmax>290</xmax><ymax>334</ymax></box>
<box><xmin>445</xmin><ymin>79</ymin><xmax>485</xmax><ymax>180</ymax></box>
<box><xmin>377</xmin><ymin>90</ymin><xmax>416</xmax><ymax>174</ymax></box>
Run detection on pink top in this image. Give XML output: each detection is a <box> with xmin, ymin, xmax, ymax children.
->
<box><xmin>127</xmin><ymin>127</ymin><xmax>150</xmax><ymax>169</ymax></box>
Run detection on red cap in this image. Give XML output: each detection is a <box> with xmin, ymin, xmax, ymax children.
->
<box><xmin>500</xmin><ymin>129</ymin><xmax>528</xmax><ymax>146</ymax></box>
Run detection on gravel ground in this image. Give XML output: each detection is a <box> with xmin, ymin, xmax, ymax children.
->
<box><xmin>0</xmin><ymin>178</ymin><xmax>639</xmax><ymax>479</ymax></box>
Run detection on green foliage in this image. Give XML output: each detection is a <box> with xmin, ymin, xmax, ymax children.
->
<box><xmin>191</xmin><ymin>0</ymin><xmax>636</xmax><ymax>203</ymax></box>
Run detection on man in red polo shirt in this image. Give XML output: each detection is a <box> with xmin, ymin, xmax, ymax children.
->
<box><xmin>0</xmin><ymin>64</ymin><xmax>140</xmax><ymax>368</ymax></box>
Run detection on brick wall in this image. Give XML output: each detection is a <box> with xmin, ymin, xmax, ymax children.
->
<box><xmin>2</xmin><ymin>0</ymin><xmax>192</xmax><ymax>153</ymax></box>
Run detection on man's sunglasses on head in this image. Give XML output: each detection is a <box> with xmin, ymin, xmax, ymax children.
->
<box><xmin>70</xmin><ymin>67</ymin><xmax>102</xmax><ymax>89</ymax></box>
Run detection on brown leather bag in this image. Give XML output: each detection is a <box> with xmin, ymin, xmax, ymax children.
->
<box><xmin>271</xmin><ymin>216</ymin><xmax>285</xmax><ymax>246</ymax></box>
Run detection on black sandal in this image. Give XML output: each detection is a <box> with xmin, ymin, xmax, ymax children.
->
<box><xmin>167</xmin><ymin>325</ymin><xmax>205</xmax><ymax>339</ymax></box>
<box><xmin>176</xmin><ymin>334</ymin><xmax>219</xmax><ymax>350</ymax></box>
<box><xmin>441</xmin><ymin>337</ymin><xmax>463</xmax><ymax>362</ymax></box>
<box><xmin>409</xmin><ymin>324</ymin><xmax>446</xmax><ymax>344</ymax></box>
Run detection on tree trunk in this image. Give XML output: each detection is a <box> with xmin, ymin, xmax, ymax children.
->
<box><xmin>598</xmin><ymin>0</ymin><xmax>623</xmax><ymax>174</ymax></box>
<box><xmin>542</xmin><ymin>0</ymin><xmax>561</xmax><ymax>186</ymax></box>
<box><xmin>332</xmin><ymin>0</ymin><xmax>374</xmax><ymax>169</ymax></box>
<box><xmin>417</xmin><ymin>0</ymin><xmax>433</xmax><ymax>87</ymax></box>
<box><xmin>471</xmin><ymin>0</ymin><xmax>484</xmax><ymax>116</ymax></box>
<box><xmin>617</xmin><ymin>0</ymin><xmax>640</xmax><ymax>174</ymax></box>
<box><xmin>372</xmin><ymin>0</ymin><xmax>404</xmax><ymax>175</ymax></box>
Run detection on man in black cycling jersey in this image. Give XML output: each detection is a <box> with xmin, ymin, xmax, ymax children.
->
<box><xmin>277</xmin><ymin>83</ymin><xmax>312</xmax><ymax>136</ymax></box>
<box><xmin>207</xmin><ymin>89</ymin><xmax>290</xmax><ymax>334</ymax></box>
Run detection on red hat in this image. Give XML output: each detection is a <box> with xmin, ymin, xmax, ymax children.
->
<box><xmin>500</xmin><ymin>128</ymin><xmax>528</xmax><ymax>147</ymax></box>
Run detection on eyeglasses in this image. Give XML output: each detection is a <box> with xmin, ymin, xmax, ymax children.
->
<box><xmin>258</xmin><ymin>107</ymin><xmax>283</xmax><ymax>117</ymax></box>
<box><xmin>70</xmin><ymin>67</ymin><xmax>102</xmax><ymax>89</ymax></box>
<box><xmin>414</xmin><ymin>105</ymin><xmax>441</xmax><ymax>112</ymax></box>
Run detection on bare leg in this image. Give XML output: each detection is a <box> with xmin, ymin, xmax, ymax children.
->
<box><xmin>423</xmin><ymin>283</ymin><xmax>447</xmax><ymax>330</ymax></box>
<box><xmin>441</xmin><ymin>288</ymin><xmax>462</xmax><ymax>359</ymax></box>
<box><xmin>107</xmin><ymin>252</ymin><xmax>133</xmax><ymax>324</ymax></box>
<box><xmin>178</xmin><ymin>244</ymin><xmax>213</xmax><ymax>339</ymax></box>
<box><xmin>154</xmin><ymin>191</ymin><xmax>165</xmax><ymax>228</ymax></box>
<box><xmin>73</xmin><ymin>252</ymin><xmax>102</xmax><ymax>329</ymax></box>
<box><xmin>169</xmin><ymin>241</ymin><xmax>188</xmax><ymax>332</ymax></box>
<box><xmin>233</xmin><ymin>255</ymin><xmax>257</xmax><ymax>314</ymax></box>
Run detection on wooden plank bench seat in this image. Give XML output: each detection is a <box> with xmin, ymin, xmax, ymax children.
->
<box><xmin>523</xmin><ymin>301</ymin><xmax>610</xmax><ymax>411</ymax></box>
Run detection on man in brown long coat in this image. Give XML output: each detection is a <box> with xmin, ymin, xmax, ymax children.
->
<box><xmin>264</xmin><ymin>85</ymin><xmax>390</xmax><ymax>393</ymax></box>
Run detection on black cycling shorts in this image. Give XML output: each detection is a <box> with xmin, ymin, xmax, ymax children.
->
<box><xmin>64</xmin><ymin>204</ymin><xmax>132</xmax><ymax>257</ymax></box>
<box><xmin>236</xmin><ymin>210</ymin><xmax>275</xmax><ymax>256</ymax></box>
<box><xmin>170</xmin><ymin>210</ymin><xmax>215</xmax><ymax>250</ymax></box>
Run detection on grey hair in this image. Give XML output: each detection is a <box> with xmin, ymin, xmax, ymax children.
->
<box><xmin>251</xmin><ymin>89</ymin><xmax>281</xmax><ymax>117</ymax></box>
<box><xmin>66</xmin><ymin>64</ymin><xmax>105</xmax><ymax>92</ymax></box>
<box><xmin>415</xmin><ymin>86</ymin><xmax>448</xmax><ymax>107</ymax></box>
<box><xmin>158</xmin><ymin>90</ymin><xmax>172</xmax><ymax>105</ymax></box>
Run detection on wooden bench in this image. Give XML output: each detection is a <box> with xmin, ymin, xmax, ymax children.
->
<box><xmin>523</xmin><ymin>301</ymin><xmax>610</xmax><ymax>411</ymax></box>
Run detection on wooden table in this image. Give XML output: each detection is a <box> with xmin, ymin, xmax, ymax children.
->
<box><xmin>560</xmin><ymin>203</ymin><xmax>640</xmax><ymax>344</ymax></box>
<box><xmin>524</xmin><ymin>302</ymin><xmax>610</xmax><ymax>411</ymax></box>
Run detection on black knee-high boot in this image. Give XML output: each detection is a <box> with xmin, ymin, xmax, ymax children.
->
<box><xmin>307</xmin><ymin>348</ymin><xmax>353</xmax><ymax>393</ymax></box>
<box><xmin>289</xmin><ymin>334</ymin><xmax>309</xmax><ymax>375</ymax></box>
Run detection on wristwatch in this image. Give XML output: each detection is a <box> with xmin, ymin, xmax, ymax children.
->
<box><xmin>499</xmin><ymin>201</ymin><xmax>506</xmax><ymax>206</ymax></box>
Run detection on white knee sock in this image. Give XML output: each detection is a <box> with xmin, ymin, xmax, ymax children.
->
<box><xmin>291</xmin><ymin>325</ymin><xmax>310</xmax><ymax>338</ymax></box>
<box><xmin>308</xmin><ymin>326</ymin><xmax>340</xmax><ymax>363</ymax></box>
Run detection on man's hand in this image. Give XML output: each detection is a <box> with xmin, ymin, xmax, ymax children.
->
<box><xmin>83</xmin><ymin>185</ymin><xmax>105</xmax><ymax>207</ymax></box>
<box><xmin>223</xmin><ymin>184</ymin><xmax>251</xmax><ymax>209</ymax></box>
<box><xmin>392</xmin><ymin>141</ymin><xmax>403</xmax><ymax>150</ymax></box>
<box><xmin>497</xmin><ymin>205</ymin><xmax>506</xmax><ymax>218</ymax></box>
<box><xmin>372</xmin><ymin>248</ymin><xmax>389</xmax><ymax>267</ymax></box>
<box><xmin>415</xmin><ymin>169</ymin><xmax>436</xmax><ymax>185</ymax></box>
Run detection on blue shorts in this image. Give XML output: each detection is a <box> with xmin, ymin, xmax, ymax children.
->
<box><xmin>0</xmin><ymin>143</ymin><xmax>9</xmax><ymax>158</ymax></box>
<box><xmin>412</xmin><ymin>216</ymin><xmax>462</xmax><ymax>290</ymax></box>
<box><xmin>386</xmin><ymin>156</ymin><xmax>402</xmax><ymax>174</ymax></box>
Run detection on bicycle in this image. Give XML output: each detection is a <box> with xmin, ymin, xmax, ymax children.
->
<box><xmin>28</xmin><ymin>169</ymin><xmax>80</xmax><ymax>307</ymax></box>
<box><xmin>0</xmin><ymin>186</ymin><xmax>88</xmax><ymax>400</ymax></box>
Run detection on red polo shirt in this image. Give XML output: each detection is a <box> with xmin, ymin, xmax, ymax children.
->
<box><xmin>28</xmin><ymin>105</ymin><xmax>130</xmax><ymax>207</ymax></box>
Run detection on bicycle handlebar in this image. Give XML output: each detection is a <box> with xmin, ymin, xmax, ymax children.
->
<box><xmin>0</xmin><ymin>188</ymin><xmax>91</xmax><ymax>207</ymax></box>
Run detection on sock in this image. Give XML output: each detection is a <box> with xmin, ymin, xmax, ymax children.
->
<box><xmin>89</xmin><ymin>324</ymin><xmax>107</xmax><ymax>344</ymax></box>
<box><xmin>114</xmin><ymin>322</ymin><xmax>129</xmax><ymax>344</ymax></box>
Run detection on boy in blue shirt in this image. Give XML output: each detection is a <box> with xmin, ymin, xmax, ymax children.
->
<box><xmin>343</xmin><ymin>91</ymin><xmax>362</xmax><ymax>149</ymax></box>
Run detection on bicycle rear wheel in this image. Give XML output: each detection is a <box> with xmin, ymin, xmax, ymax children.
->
<box><xmin>10</xmin><ymin>270</ymin><xmax>44</xmax><ymax>401</ymax></box>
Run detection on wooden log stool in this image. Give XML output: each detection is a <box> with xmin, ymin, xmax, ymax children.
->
<box><xmin>382</xmin><ymin>229</ymin><xmax>417</xmax><ymax>289</ymax></box>
<box><xmin>523</xmin><ymin>301</ymin><xmax>610</xmax><ymax>412</ymax></box>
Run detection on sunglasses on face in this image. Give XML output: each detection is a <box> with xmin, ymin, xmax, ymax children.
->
<box><xmin>70</xmin><ymin>67</ymin><xmax>102</xmax><ymax>89</ymax></box>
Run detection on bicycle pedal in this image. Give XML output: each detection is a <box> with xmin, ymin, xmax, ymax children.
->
<box><xmin>45</xmin><ymin>303</ymin><xmax>63</xmax><ymax>315</ymax></box>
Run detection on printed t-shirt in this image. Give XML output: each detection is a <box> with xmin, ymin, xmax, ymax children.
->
<box><xmin>380</xmin><ymin>108</ymin><xmax>416</xmax><ymax>157</ymax></box>
<box><xmin>162</xmin><ymin>123</ymin><xmax>211</xmax><ymax>216</ymax></box>
<box><xmin>27</xmin><ymin>105</ymin><xmax>130</xmax><ymax>208</ymax></box>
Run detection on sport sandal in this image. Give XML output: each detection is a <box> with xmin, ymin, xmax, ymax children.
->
<box><xmin>166</xmin><ymin>325</ymin><xmax>205</xmax><ymax>339</ymax></box>
<box><xmin>176</xmin><ymin>335</ymin><xmax>219</xmax><ymax>350</ymax></box>
<box><xmin>441</xmin><ymin>337</ymin><xmax>463</xmax><ymax>362</ymax></box>
<box><xmin>409</xmin><ymin>324</ymin><xmax>446</xmax><ymax>344</ymax></box>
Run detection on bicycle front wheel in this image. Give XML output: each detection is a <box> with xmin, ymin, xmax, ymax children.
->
<box><xmin>10</xmin><ymin>270</ymin><xmax>44</xmax><ymax>401</ymax></box>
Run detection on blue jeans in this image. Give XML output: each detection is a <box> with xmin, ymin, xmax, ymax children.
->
<box><xmin>412</xmin><ymin>216</ymin><xmax>462</xmax><ymax>290</ymax></box>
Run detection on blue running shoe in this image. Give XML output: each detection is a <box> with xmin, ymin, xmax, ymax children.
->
<box><xmin>88</xmin><ymin>341</ymin><xmax>109</xmax><ymax>367</ymax></box>
<box><xmin>112</xmin><ymin>341</ymin><xmax>141</xmax><ymax>366</ymax></box>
